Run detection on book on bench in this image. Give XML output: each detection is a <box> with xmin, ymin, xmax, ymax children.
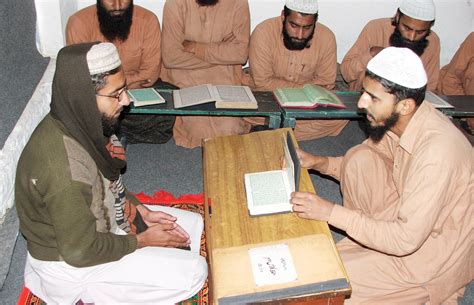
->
<box><xmin>127</xmin><ymin>88</ymin><xmax>166</xmax><ymax>107</ymax></box>
<box><xmin>274</xmin><ymin>84</ymin><xmax>346</xmax><ymax>109</ymax></box>
<box><xmin>244</xmin><ymin>132</ymin><xmax>300</xmax><ymax>216</ymax></box>
<box><xmin>173</xmin><ymin>84</ymin><xmax>258</xmax><ymax>109</ymax></box>
<box><xmin>425</xmin><ymin>90</ymin><xmax>455</xmax><ymax>109</ymax></box>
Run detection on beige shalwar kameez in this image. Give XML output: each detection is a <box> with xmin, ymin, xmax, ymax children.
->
<box><xmin>66</xmin><ymin>5</ymin><xmax>162</xmax><ymax>87</ymax></box>
<box><xmin>245</xmin><ymin>17</ymin><xmax>348</xmax><ymax>141</ymax></box>
<box><xmin>161</xmin><ymin>0</ymin><xmax>251</xmax><ymax>148</ymax></box>
<box><xmin>341</xmin><ymin>18</ymin><xmax>440</xmax><ymax>92</ymax></box>
<box><xmin>321</xmin><ymin>102</ymin><xmax>473</xmax><ymax>304</ymax></box>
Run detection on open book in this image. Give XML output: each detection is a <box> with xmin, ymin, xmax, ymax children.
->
<box><xmin>244</xmin><ymin>132</ymin><xmax>300</xmax><ymax>216</ymax></box>
<box><xmin>274</xmin><ymin>84</ymin><xmax>346</xmax><ymax>109</ymax></box>
<box><xmin>173</xmin><ymin>84</ymin><xmax>258</xmax><ymax>109</ymax></box>
<box><xmin>127</xmin><ymin>88</ymin><xmax>165</xmax><ymax>107</ymax></box>
<box><xmin>425</xmin><ymin>90</ymin><xmax>455</xmax><ymax>108</ymax></box>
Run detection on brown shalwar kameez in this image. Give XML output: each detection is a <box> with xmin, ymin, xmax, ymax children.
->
<box><xmin>245</xmin><ymin>17</ymin><xmax>348</xmax><ymax>141</ymax></box>
<box><xmin>322</xmin><ymin>102</ymin><xmax>473</xmax><ymax>304</ymax></box>
<box><xmin>341</xmin><ymin>18</ymin><xmax>440</xmax><ymax>92</ymax></box>
<box><xmin>161</xmin><ymin>0</ymin><xmax>251</xmax><ymax>148</ymax></box>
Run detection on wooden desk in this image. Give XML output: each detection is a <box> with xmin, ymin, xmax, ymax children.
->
<box><xmin>125</xmin><ymin>89</ymin><xmax>282</xmax><ymax>129</ymax></box>
<box><xmin>281</xmin><ymin>92</ymin><xmax>474</xmax><ymax>128</ymax></box>
<box><xmin>203</xmin><ymin>128</ymin><xmax>351</xmax><ymax>304</ymax></box>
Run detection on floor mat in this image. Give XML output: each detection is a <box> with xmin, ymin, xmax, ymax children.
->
<box><xmin>17</xmin><ymin>190</ymin><xmax>209</xmax><ymax>305</ymax></box>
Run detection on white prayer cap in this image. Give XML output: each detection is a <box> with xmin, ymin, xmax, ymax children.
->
<box><xmin>86</xmin><ymin>43</ymin><xmax>121</xmax><ymax>75</ymax></box>
<box><xmin>399</xmin><ymin>0</ymin><xmax>436</xmax><ymax>21</ymax></box>
<box><xmin>367</xmin><ymin>47</ymin><xmax>427</xmax><ymax>89</ymax></box>
<box><xmin>285</xmin><ymin>0</ymin><xmax>319</xmax><ymax>14</ymax></box>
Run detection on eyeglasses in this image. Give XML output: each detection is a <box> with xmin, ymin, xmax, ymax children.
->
<box><xmin>96</xmin><ymin>85</ymin><xmax>128</xmax><ymax>100</ymax></box>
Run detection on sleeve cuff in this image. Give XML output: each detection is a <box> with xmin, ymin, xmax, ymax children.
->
<box><xmin>328</xmin><ymin>204</ymin><xmax>353</xmax><ymax>232</ymax></box>
<box><xmin>324</xmin><ymin>157</ymin><xmax>343</xmax><ymax>179</ymax></box>
<box><xmin>126</xmin><ymin>235</ymin><xmax>138</xmax><ymax>253</ymax></box>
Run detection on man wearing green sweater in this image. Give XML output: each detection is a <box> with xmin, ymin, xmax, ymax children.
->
<box><xmin>15</xmin><ymin>42</ymin><xmax>207</xmax><ymax>304</ymax></box>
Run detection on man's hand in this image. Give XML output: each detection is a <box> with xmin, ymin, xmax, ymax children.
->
<box><xmin>136</xmin><ymin>205</ymin><xmax>191</xmax><ymax>248</ymax></box>
<box><xmin>295</xmin><ymin>148</ymin><xmax>328</xmax><ymax>172</ymax></box>
<box><xmin>183</xmin><ymin>40</ymin><xmax>196</xmax><ymax>53</ymax></box>
<box><xmin>127</xmin><ymin>79</ymin><xmax>153</xmax><ymax>89</ymax></box>
<box><xmin>370</xmin><ymin>46</ymin><xmax>384</xmax><ymax>57</ymax></box>
<box><xmin>136</xmin><ymin>222</ymin><xmax>191</xmax><ymax>249</ymax></box>
<box><xmin>290</xmin><ymin>192</ymin><xmax>334</xmax><ymax>222</ymax></box>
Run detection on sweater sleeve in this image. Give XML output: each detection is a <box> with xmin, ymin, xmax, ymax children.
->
<box><xmin>45</xmin><ymin>181</ymin><xmax>137</xmax><ymax>267</ymax></box>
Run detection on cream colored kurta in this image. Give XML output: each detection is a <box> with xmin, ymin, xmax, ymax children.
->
<box><xmin>66</xmin><ymin>5</ymin><xmax>162</xmax><ymax>88</ymax></box>
<box><xmin>438</xmin><ymin>32</ymin><xmax>474</xmax><ymax>95</ymax></box>
<box><xmin>321</xmin><ymin>101</ymin><xmax>473</xmax><ymax>304</ymax></box>
<box><xmin>246</xmin><ymin>17</ymin><xmax>348</xmax><ymax>141</ymax></box>
<box><xmin>161</xmin><ymin>0</ymin><xmax>251</xmax><ymax>148</ymax></box>
<box><xmin>341</xmin><ymin>18</ymin><xmax>440</xmax><ymax>91</ymax></box>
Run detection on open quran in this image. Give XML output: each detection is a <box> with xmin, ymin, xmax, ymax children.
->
<box><xmin>274</xmin><ymin>84</ymin><xmax>346</xmax><ymax>109</ymax></box>
<box><xmin>173</xmin><ymin>84</ymin><xmax>258</xmax><ymax>109</ymax></box>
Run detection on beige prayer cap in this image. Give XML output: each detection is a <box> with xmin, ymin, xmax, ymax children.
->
<box><xmin>367</xmin><ymin>47</ymin><xmax>427</xmax><ymax>89</ymax></box>
<box><xmin>285</xmin><ymin>0</ymin><xmax>319</xmax><ymax>14</ymax></box>
<box><xmin>86</xmin><ymin>42</ymin><xmax>121</xmax><ymax>75</ymax></box>
<box><xmin>399</xmin><ymin>0</ymin><xmax>436</xmax><ymax>21</ymax></box>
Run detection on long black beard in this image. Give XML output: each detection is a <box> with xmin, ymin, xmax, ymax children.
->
<box><xmin>196</xmin><ymin>0</ymin><xmax>218</xmax><ymax>6</ymax></box>
<box><xmin>282</xmin><ymin>20</ymin><xmax>315</xmax><ymax>51</ymax></box>
<box><xmin>101</xmin><ymin>114</ymin><xmax>120</xmax><ymax>138</ymax></box>
<box><xmin>389</xmin><ymin>24</ymin><xmax>429</xmax><ymax>56</ymax></box>
<box><xmin>97</xmin><ymin>1</ymin><xmax>134</xmax><ymax>42</ymax></box>
<box><xmin>365</xmin><ymin>111</ymin><xmax>399</xmax><ymax>143</ymax></box>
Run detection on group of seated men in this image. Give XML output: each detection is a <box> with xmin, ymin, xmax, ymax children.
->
<box><xmin>14</xmin><ymin>0</ymin><xmax>472</xmax><ymax>304</ymax></box>
<box><xmin>65</xmin><ymin>0</ymin><xmax>474</xmax><ymax>148</ymax></box>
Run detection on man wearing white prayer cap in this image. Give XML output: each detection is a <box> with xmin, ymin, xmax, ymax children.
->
<box><xmin>244</xmin><ymin>0</ymin><xmax>348</xmax><ymax>141</ymax></box>
<box><xmin>16</xmin><ymin>42</ymin><xmax>207</xmax><ymax>304</ymax></box>
<box><xmin>290</xmin><ymin>47</ymin><xmax>473</xmax><ymax>304</ymax></box>
<box><xmin>341</xmin><ymin>0</ymin><xmax>440</xmax><ymax>92</ymax></box>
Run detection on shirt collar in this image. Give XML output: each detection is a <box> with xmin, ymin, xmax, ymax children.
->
<box><xmin>388</xmin><ymin>101</ymin><xmax>432</xmax><ymax>154</ymax></box>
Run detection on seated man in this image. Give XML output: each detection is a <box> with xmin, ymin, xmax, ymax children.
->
<box><xmin>245</xmin><ymin>0</ymin><xmax>347</xmax><ymax>141</ymax></box>
<box><xmin>67</xmin><ymin>0</ymin><xmax>174</xmax><ymax>144</ymax></box>
<box><xmin>437</xmin><ymin>32</ymin><xmax>474</xmax><ymax>135</ymax></box>
<box><xmin>160</xmin><ymin>0</ymin><xmax>251</xmax><ymax>148</ymax></box>
<box><xmin>15</xmin><ymin>43</ymin><xmax>207</xmax><ymax>304</ymax></box>
<box><xmin>291</xmin><ymin>47</ymin><xmax>472</xmax><ymax>304</ymax></box>
<box><xmin>341</xmin><ymin>0</ymin><xmax>440</xmax><ymax>91</ymax></box>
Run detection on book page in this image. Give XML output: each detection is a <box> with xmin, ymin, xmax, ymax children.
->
<box><xmin>248</xmin><ymin>243</ymin><xmax>298</xmax><ymax>286</ymax></box>
<box><xmin>425</xmin><ymin>90</ymin><xmax>455</xmax><ymax>108</ymax></box>
<box><xmin>275</xmin><ymin>88</ymin><xmax>311</xmax><ymax>104</ymax></box>
<box><xmin>173</xmin><ymin>84</ymin><xmax>214</xmax><ymax>108</ymax></box>
<box><xmin>303</xmin><ymin>84</ymin><xmax>344</xmax><ymax>107</ymax></box>
<box><xmin>214</xmin><ymin>85</ymin><xmax>252</xmax><ymax>102</ymax></box>
<box><xmin>247</xmin><ymin>171</ymin><xmax>289</xmax><ymax>207</ymax></box>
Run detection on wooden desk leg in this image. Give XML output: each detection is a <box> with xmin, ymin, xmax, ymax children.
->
<box><xmin>283</xmin><ymin>117</ymin><xmax>297</xmax><ymax>128</ymax></box>
<box><xmin>268</xmin><ymin>114</ymin><xmax>282</xmax><ymax>129</ymax></box>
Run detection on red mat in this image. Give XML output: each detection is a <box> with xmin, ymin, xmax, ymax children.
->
<box><xmin>17</xmin><ymin>190</ymin><xmax>209</xmax><ymax>305</ymax></box>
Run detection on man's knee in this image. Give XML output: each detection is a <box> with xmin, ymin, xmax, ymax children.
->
<box><xmin>192</xmin><ymin>256</ymin><xmax>208</xmax><ymax>290</ymax></box>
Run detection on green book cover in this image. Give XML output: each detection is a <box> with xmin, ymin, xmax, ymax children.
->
<box><xmin>127</xmin><ymin>88</ymin><xmax>165</xmax><ymax>107</ymax></box>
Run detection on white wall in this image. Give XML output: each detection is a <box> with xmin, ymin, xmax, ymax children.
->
<box><xmin>35</xmin><ymin>0</ymin><xmax>473</xmax><ymax>65</ymax></box>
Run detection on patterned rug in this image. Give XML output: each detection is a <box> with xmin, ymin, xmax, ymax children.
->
<box><xmin>17</xmin><ymin>190</ymin><xmax>209</xmax><ymax>305</ymax></box>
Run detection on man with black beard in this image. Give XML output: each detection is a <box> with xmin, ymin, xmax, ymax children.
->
<box><xmin>66</xmin><ymin>0</ymin><xmax>175</xmax><ymax>144</ymax></box>
<box><xmin>290</xmin><ymin>47</ymin><xmax>472</xmax><ymax>304</ymax></box>
<box><xmin>244</xmin><ymin>0</ymin><xmax>348</xmax><ymax>141</ymax></box>
<box><xmin>16</xmin><ymin>42</ymin><xmax>207</xmax><ymax>304</ymax></box>
<box><xmin>341</xmin><ymin>0</ymin><xmax>440</xmax><ymax>92</ymax></box>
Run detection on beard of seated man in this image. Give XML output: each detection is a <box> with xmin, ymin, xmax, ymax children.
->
<box><xmin>364</xmin><ymin>110</ymin><xmax>399</xmax><ymax>143</ymax></box>
<box><xmin>102</xmin><ymin>114</ymin><xmax>121</xmax><ymax>138</ymax></box>
<box><xmin>196</xmin><ymin>0</ymin><xmax>219</xmax><ymax>7</ymax></box>
<box><xmin>282</xmin><ymin>19</ymin><xmax>315</xmax><ymax>51</ymax></box>
<box><xmin>97</xmin><ymin>0</ymin><xmax>134</xmax><ymax>42</ymax></box>
<box><xmin>389</xmin><ymin>24</ymin><xmax>430</xmax><ymax>57</ymax></box>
